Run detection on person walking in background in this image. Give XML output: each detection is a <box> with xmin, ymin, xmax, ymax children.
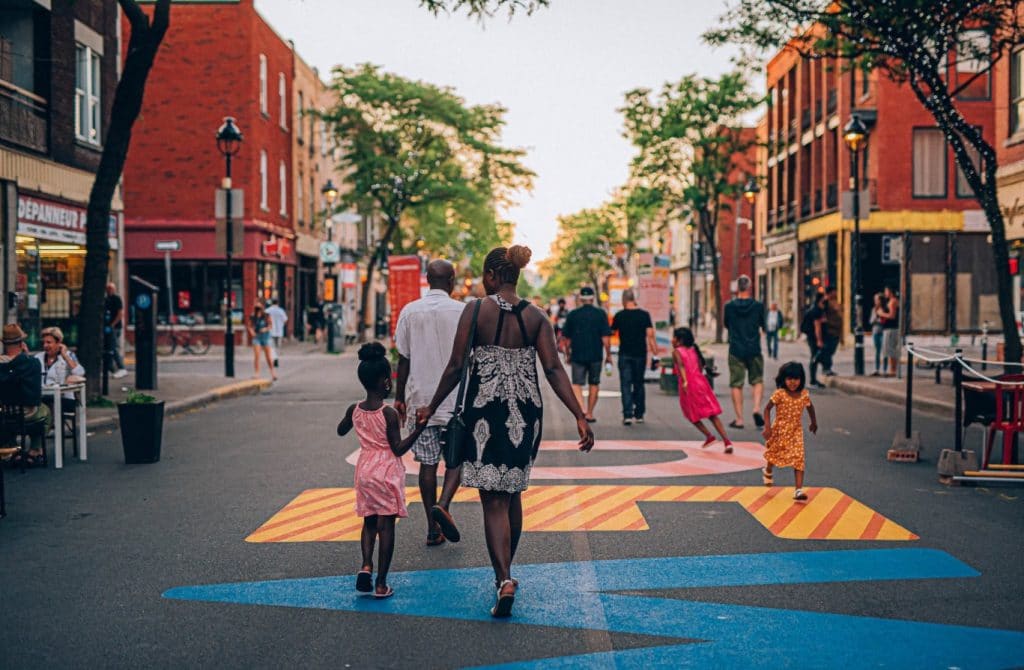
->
<box><xmin>562</xmin><ymin>286</ymin><xmax>612</xmax><ymax>423</ymax></box>
<box><xmin>672</xmin><ymin>327</ymin><xmax>732</xmax><ymax>452</ymax></box>
<box><xmin>265</xmin><ymin>299</ymin><xmax>288</xmax><ymax>368</ymax></box>
<box><xmin>880</xmin><ymin>286</ymin><xmax>900</xmax><ymax>377</ymax></box>
<box><xmin>247</xmin><ymin>302</ymin><xmax>276</xmax><ymax>382</ymax></box>
<box><xmin>723</xmin><ymin>275</ymin><xmax>766</xmax><ymax>429</ymax></box>
<box><xmin>870</xmin><ymin>293</ymin><xmax>885</xmax><ymax>376</ymax></box>
<box><xmin>765</xmin><ymin>302</ymin><xmax>782</xmax><ymax>360</ymax></box>
<box><xmin>761</xmin><ymin>362</ymin><xmax>818</xmax><ymax>502</ymax></box>
<box><xmin>394</xmin><ymin>259</ymin><xmax>466</xmax><ymax>546</ymax></box>
<box><xmin>611</xmin><ymin>289</ymin><xmax>659</xmax><ymax>425</ymax></box>
<box><xmin>337</xmin><ymin>342</ymin><xmax>427</xmax><ymax>599</ymax></box>
<box><xmin>104</xmin><ymin>282</ymin><xmax>128</xmax><ymax>379</ymax></box>
<box><xmin>801</xmin><ymin>292</ymin><xmax>827</xmax><ymax>389</ymax></box>
<box><xmin>816</xmin><ymin>287</ymin><xmax>842</xmax><ymax>377</ymax></box>
<box><xmin>418</xmin><ymin>245</ymin><xmax>594</xmax><ymax>618</ymax></box>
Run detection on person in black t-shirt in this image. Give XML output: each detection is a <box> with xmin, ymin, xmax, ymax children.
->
<box><xmin>562</xmin><ymin>287</ymin><xmax>611</xmax><ymax>423</ymax></box>
<box><xmin>104</xmin><ymin>282</ymin><xmax>127</xmax><ymax>378</ymax></box>
<box><xmin>611</xmin><ymin>289</ymin><xmax>659</xmax><ymax>426</ymax></box>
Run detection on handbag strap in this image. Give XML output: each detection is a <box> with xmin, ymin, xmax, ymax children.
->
<box><xmin>452</xmin><ymin>299</ymin><xmax>482</xmax><ymax>415</ymax></box>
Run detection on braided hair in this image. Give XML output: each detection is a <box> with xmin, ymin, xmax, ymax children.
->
<box><xmin>484</xmin><ymin>245</ymin><xmax>532</xmax><ymax>285</ymax></box>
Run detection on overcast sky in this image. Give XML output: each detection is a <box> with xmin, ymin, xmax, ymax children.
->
<box><xmin>256</xmin><ymin>0</ymin><xmax>740</xmax><ymax>261</ymax></box>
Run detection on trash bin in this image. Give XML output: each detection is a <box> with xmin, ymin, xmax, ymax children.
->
<box><xmin>117</xmin><ymin>399</ymin><xmax>164</xmax><ymax>464</ymax></box>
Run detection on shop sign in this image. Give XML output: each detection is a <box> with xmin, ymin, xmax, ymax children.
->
<box><xmin>388</xmin><ymin>255</ymin><xmax>423</xmax><ymax>337</ymax></box>
<box><xmin>261</xmin><ymin>235</ymin><xmax>292</xmax><ymax>259</ymax></box>
<box><xmin>319</xmin><ymin>241</ymin><xmax>340</xmax><ymax>265</ymax></box>
<box><xmin>340</xmin><ymin>262</ymin><xmax>358</xmax><ymax>289</ymax></box>
<box><xmin>17</xmin><ymin>195</ymin><xmax>117</xmax><ymax>245</ymax></box>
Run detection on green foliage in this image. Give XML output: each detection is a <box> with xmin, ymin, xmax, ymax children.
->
<box><xmin>123</xmin><ymin>389</ymin><xmax>157</xmax><ymax>404</ymax></box>
<box><xmin>419</xmin><ymin>0</ymin><xmax>549</xmax><ymax>17</ymax></box>
<box><xmin>541</xmin><ymin>204</ymin><xmax>624</xmax><ymax>300</ymax></box>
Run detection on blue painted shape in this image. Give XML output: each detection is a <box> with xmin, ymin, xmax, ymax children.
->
<box><xmin>164</xmin><ymin>549</ymin><xmax>1024</xmax><ymax>669</ymax></box>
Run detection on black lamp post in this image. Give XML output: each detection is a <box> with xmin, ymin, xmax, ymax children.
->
<box><xmin>844</xmin><ymin>113</ymin><xmax>869</xmax><ymax>376</ymax></box>
<box><xmin>216</xmin><ymin>117</ymin><xmax>242</xmax><ymax>378</ymax></box>
<box><xmin>321</xmin><ymin>179</ymin><xmax>339</xmax><ymax>352</ymax></box>
<box><xmin>743</xmin><ymin>177</ymin><xmax>760</xmax><ymax>295</ymax></box>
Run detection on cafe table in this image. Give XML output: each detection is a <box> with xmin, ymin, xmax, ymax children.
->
<box><xmin>41</xmin><ymin>381</ymin><xmax>87</xmax><ymax>469</ymax></box>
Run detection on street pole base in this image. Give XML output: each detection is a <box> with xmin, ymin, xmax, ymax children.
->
<box><xmin>888</xmin><ymin>431</ymin><xmax>922</xmax><ymax>463</ymax></box>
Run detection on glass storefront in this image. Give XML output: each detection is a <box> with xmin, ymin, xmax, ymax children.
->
<box><xmin>127</xmin><ymin>260</ymin><xmax>242</xmax><ymax>326</ymax></box>
<box><xmin>15</xmin><ymin>235</ymin><xmax>86</xmax><ymax>348</ymax></box>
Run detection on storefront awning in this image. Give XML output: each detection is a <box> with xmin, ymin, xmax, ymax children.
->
<box><xmin>765</xmin><ymin>253</ymin><xmax>793</xmax><ymax>268</ymax></box>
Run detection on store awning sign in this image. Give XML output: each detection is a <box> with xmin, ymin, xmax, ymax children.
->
<box><xmin>17</xmin><ymin>195</ymin><xmax>117</xmax><ymax>245</ymax></box>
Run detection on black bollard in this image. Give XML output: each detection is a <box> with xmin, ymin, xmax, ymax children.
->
<box><xmin>905</xmin><ymin>343</ymin><xmax>913</xmax><ymax>441</ymax></box>
<box><xmin>953</xmin><ymin>348</ymin><xmax>963</xmax><ymax>452</ymax></box>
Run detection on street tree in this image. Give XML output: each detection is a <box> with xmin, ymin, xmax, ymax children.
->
<box><xmin>420</xmin><ymin>0</ymin><xmax>548</xmax><ymax>16</ymax></box>
<box><xmin>320</xmin><ymin>64</ymin><xmax>532</xmax><ymax>338</ymax></box>
<box><xmin>621</xmin><ymin>72</ymin><xmax>762</xmax><ymax>342</ymax></box>
<box><xmin>706</xmin><ymin>0</ymin><xmax>1024</xmax><ymax>362</ymax></box>
<box><xmin>79</xmin><ymin>0</ymin><xmax>171</xmax><ymax>399</ymax></box>
<box><xmin>541</xmin><ymin>205</ymin><xmax>624</xmax><ymax>301</ymax></box>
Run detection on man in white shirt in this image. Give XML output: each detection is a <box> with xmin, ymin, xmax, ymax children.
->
<box><xmin>394</xmin><ymin>259</ymin><xmax>465</xmax><ymax>546</ymax></box>
<box><xmin>265</xmin><ymin>299</ymin><xmax>288</xmax><ymax>368</ymax></box>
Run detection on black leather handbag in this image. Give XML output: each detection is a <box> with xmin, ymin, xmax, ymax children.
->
<box><xmin>442</xmin><ymin>299</ymin><xmax>481</xmax><ymax>468</ymax></box>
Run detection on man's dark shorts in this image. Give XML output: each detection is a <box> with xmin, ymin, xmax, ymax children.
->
<box><xmin>571</xmin><ymin>361</ymin><xmax>602</xmax><ymax>386</ymax></box>
<box><xmin>728</xmin><ymin>354</ymin><xmax>764</xmax><ymax>388</ymax></box>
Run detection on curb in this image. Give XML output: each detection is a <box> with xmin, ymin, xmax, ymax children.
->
<box><xmin>86</xmin><ymin>378</ymin><xmax>273</xmax><ymax>432</ymax></box>
<box><xmin>824</xmin><ymin>376</ymin><xmax>954</xmax><ymax>416</ymax></box>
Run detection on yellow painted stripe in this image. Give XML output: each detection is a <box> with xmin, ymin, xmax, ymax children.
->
<box><xmin>773</xmin><ymin>488</ymin><xmax>845</xmax><ymax>539</ymax></box>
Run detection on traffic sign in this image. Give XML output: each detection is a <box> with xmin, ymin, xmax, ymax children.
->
<box><xmin>154</xmin><ymin>240</ymin><xmax>181</xmax><ymax>252</ymax></box>
<box><xmin>214</xmin><ymin>188</ymin><xmax>244</xmax><ymax>219</ymax></box>
<box><xmin>319</xmin><ymin>241</ymin><xmax>340</xmax><ymax>264</ymax></box>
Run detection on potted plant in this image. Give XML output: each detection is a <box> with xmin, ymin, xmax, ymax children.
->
<box><xmin>117</xmin><ymin>389</ymin><xmax>164</xmax><ymax>464</ymax></box>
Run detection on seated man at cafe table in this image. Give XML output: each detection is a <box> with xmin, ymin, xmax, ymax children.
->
<box><xmin>0</xmin><ymin>323</ymin><xmax>51</xmax><ymax>466</ymax></box>
<box><xmin>35</xmin><ymin>326</ymin><xmax>85</xmax><ymax>404</ymax></box>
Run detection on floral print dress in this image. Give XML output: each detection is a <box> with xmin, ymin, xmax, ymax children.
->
<box><xmin>461</xmin><ymin>296</ymin><xmax>543</xmax><ymax>494</ymax></box>
<box><xmin>764</xmin><ymin>388</ymin><xmax>810</xmax><ymax>470</ymax></box>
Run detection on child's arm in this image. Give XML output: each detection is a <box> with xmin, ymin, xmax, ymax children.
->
<box><xmin>337</xmin><ymin>403</ymin><xmax>356</xmax><ymax>436</ymax></box>
<box><xmin>383</xmin><ymin>405</ymin><xmax>425</xmax><ymax>457</ymax></box>
<box><xmin>672</xmin><ymin>349</ymin><xmax>687</xmax><ymax>390</ymax></box>
<box><xmin>761</xmin><ymin>399</ymin><xmax>775</xmax><ymax>440</ymax></box>
<box><xmin>806</xmin><ymin>400</ymin><xmax>818</xmax><ymax>435</ymax></box>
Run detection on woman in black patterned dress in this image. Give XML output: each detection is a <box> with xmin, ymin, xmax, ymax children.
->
<box><xmin>419</xmin><ymin>245</ymin><xmax>593</xmax><ymax>617</ymax></box>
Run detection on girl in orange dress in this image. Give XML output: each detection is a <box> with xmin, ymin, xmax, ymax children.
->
<box><xmin>337</xmin><ymin>343</ymin><xmax>426</xmax><ymax>598</ymax></box>
<box><xmin>761</xmin><ymin>362</ymin><xmax>818</xmax><ymax>501</ymax></box>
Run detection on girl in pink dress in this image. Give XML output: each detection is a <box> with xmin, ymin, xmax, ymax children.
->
<box><xmin>337</xmin><ymin>343</ymin><xmax>426</xmax><ymax>599</ymax></box>
<box><xmin>672</xmin><ymin>327</ymin><xmax>733</xmax><ymax>453</ymax></box>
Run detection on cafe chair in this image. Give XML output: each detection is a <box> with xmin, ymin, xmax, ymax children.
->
<box><xmin>961</xmin><ymin>375</ymin><xmax>997</xmax><ymax>452</ymax></box>
<box><xmin>984</xmin><ymin>374</ymin><xmax>1024</xmax><ymax>468</ymax></box>
<box><xmin>0</xmin><ymin>444</ymin><xmax>21</xmax><ymax>518</ymax></box>
<box><xmin>0</xmin><ymin>403</ymin><xmax>48</xmax><ymax>470</ymax></box>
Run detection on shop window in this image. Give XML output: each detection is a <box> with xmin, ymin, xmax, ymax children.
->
<box><xmin>956</xmin><ymin>139</ymin><xmax>982</xmax><ymax>198</ymax></box>
<box><xmin>279</xmin><ymin>161</ymin><xmax>287</xmax><ymax>216</ymax></box>
<box><xmin>279</xmin><ymin>73</ymin><xmax>287</xmax><ymax>130</ymax></box>
<box><xmin>127</xmin><ymin>261</ymin><xmax>241</xmax><ymax>326</ymax></box>
<box><xmin>260</xmin><ymin>150</ymin><xmax>268</xmax><ymax>210</ymax></box>
<box><xmin>259</xmin><ymin>54</ymin><xmax>267</xmax><ymax>115</ymax></box>
<box><xmin>296</xmin><ymin>91</ymin><xmax>304</xmax><ymax>143</ymax></box>
<box><xmin>75</xmin><ymin>44</ymin><xmax>101</xmax><ymax>145</ymax></box>
<box><xmin>908</xmin><ymin>234</ymin><xmax>948</xmax><ymax>332</ymax></box>
<box><xmin>1011</xmin><ymin>48</ymin><xmax>1024</xmax><ymax>136</ymax></box>
<box><xmin>319</xmin><ymin>119</ymin><xmax>328</xmax><ymax>156</ymax></box>
<box><xmin>912</xmin><ymin>128</ymin><xmax>946</xmax><ymax>197</ymax></box>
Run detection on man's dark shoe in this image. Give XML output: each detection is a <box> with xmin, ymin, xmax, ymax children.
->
<box><xmin>623</xmin><ymin>417</ymin><xmax>633</xmax><ymax>426</ymax></box>
<box><xmin>810</xmin><ymin>381</ymin><xmax>826</xmax><ymax>389</ymax></box>
<box><xmin>753</xmin><ymin>412</ymin><xmax>765</xmax><ymax>428</ymax></box>
<box><xmin>635</xmin><ymin>417</ymin><xmax>644</xmax><ymax>424</ymax></box>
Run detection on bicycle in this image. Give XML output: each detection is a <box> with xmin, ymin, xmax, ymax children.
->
<box><xmin>156</xmin><ymin>323</ymin><xmax>212</xmax><ymax>356</ymax></box>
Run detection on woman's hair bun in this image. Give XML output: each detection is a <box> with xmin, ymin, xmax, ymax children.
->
<box><xmin>507</xmin><ymin>245</ymin><xmax>532</xmax><ymax>269</ymax></box>
<box><xmin>358</xmin><ymin>342</ymin><xmax>387</xmax><ymax>362</ymax></box>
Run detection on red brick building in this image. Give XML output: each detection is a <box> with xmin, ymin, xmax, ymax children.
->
<box><xmin>761</xmin><ymin>44</ymin><xmax>997</xmax><ymax>337</ymax></box>
<box><xmin>122</xmin><ymin>0</ymin><xmax>297</xmax><ymax>342</ymax></box>
<box><xmin>994</xmin><ymin>42</ymin><xmax>1024</xmax><ymax>325</ymax></box>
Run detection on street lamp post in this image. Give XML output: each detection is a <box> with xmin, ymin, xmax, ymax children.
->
<box><xmin>743</xmin><ymin>177</ymin><xmax>761</xmax><ymax>296</ymax></box>
<box><xmin>844</xmin><ymin>114</ymin><xmax>869</xmax><ymax>377</ymax></box>
<box><xmin>321</xmin><ymin>179</ymin><xmax>339</xmax><ymax>353</ymax></box>
<box><xmin>216</xmin><ymin>117</ymin><xmax>242</xmax><ymax>378</ymax></box>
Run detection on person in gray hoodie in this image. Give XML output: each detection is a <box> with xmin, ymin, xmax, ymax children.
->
<box><xmin>723</xmin><ymin>276</ymin><xmax>766</xmax><ymax>430</ymax></box>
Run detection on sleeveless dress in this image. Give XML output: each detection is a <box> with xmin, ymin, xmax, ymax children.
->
<box><xmin>674</xmin><ymin>346</ymin><xmax>722</xmax><ymax>422</ymax></box>
<box><xmin>352</xmin><ymin>405</ymin><xmax>408</xmax><ymax>517</ymax></box>
<box><xmin>764</xmin><ymin>389</ymin><xmax>811</xmax><ymax>470</ymax></box>
<box><xmin>460</xmin><ymin>296</ymin><xmax>544</xmax><ymax>494</ymax></box>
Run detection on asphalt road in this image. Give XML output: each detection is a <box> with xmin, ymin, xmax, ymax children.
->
<box><xmin>2</xmin><ymin>351</ymin><xmax>1023</xmax><ymax>669</ymax></box>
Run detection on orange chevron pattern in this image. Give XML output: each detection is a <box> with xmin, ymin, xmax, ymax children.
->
<box><xmin>246</xmin><ymin>485</ymin><xmax>918</xmax><ymax>543</ymax></box>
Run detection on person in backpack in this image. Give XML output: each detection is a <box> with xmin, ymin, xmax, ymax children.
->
<box><xmin>801</xmin><ymin>293</ymin><xmax>827</xmax><ymax>389</ymax></box>
<box><xmin>765</xmin><ymin>302</ymin><xmax>782</xmax><ymax>360</ymax></box>
<box><xmin>0</xmin><ymin>324</ymin><xmax>51</xmax><ymax>466</ymax></box>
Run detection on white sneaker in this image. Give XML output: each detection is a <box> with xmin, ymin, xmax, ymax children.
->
<box><xmin>793</xmin><ymin>488</ymin><xmax>808</xmax><ymax>501</ymax></box>
<box><xmin>112</xmin><ymin>369</ymin><xmax>128</xmax><ymax>379</ymax></box>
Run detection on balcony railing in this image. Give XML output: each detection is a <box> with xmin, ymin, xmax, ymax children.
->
<box><xmin>814</xmin><ymin>100</ymin><xmax>823</xmax><ymax>122</ymax></box>
<box><xmin>826</xmin><ymin>89</ymin><xmax>838</xmax><ymax>114</ymax></box>
<box><xmin>0</xmin><ymin>79</ymin><xmax>47</xmax><ymax>153</ymax></box>
<box><xmin>814</xmin><ymin>189</ymin><xmax>822</xmax><ymax>212</ymax></box>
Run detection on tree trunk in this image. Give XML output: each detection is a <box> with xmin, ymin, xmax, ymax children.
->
<box><xmin>79</xmin><ymin>0</ymin><xmax>170</xmax><ymax>400</ymax></box>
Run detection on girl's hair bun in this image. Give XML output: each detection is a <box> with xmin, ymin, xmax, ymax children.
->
<box><xmin>507</xmin><ymin>245</ymin><xmax>532</xmax><ymax>269</ymax></box>
<box><xmin>358</xmin><ymin>342</ymin><xmax>387</xmax><ymax>362</ymax></box>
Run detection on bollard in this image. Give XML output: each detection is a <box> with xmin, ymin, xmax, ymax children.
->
<box><xmin>953</xmin><ymin>348</ymin><xmax>963</xmax><ymax>452</ymax></box>
<box><xmin>905</xmin><ymin>343</ymin><xmax>913</xmax><ymax>440</ymax></box>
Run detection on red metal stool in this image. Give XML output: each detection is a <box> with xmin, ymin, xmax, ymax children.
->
<box><xmin>984</xmin><ymin>374</ymin><xmax>1024</xmax><ymax>468</ymax></box>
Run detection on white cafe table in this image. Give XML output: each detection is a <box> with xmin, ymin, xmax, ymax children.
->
<box><xmin>41</xmin><ymin>381</ymin><xmax>87</xmax><ymax>469</ymax></box>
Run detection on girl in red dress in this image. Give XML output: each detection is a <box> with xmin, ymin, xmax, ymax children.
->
<box><xmin>672</xmin><ymin>327</ymin><xmax>733</xmax><ymax>453</ymax></box>
<box><xmin>337</xmin><ymin>343</ymin><xmax>426</xmax><ymax>598</ymax></box>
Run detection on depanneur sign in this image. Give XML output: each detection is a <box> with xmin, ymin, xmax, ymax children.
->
<box><xmin>17</xmin><ymin>195</ymin><xmax>118</xmax><ymax>245</ymax></box>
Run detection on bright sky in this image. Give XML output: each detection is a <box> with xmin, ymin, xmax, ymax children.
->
<box><xmin>256</xmin><ymin>0</ymin><xmax>739</xmax><ymax>262</ymax></box>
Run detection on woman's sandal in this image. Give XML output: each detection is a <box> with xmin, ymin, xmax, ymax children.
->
<box><xmin>373</xmin><ymin>585</ymin><xmax>394</xmax><ymax>599</ymax></box>
<box><xmin>425</xmin><ymin>530</ymin><xmax>446</xmax><ymax>546</ymax></box>
<box><xmin>491</xmin><ymin>579</ymin><xmax>517</xmax><ymax>618</ymax></box>
<box><xmin>431</xmin><ymin>505</ymin><xmax>461</xmax><ymax>543</ymax></box>
<box><xmin>356</xmin><ymin>569</ymin><xmax>373</xmax><ymax>593</ymax></box>
<box><xmin>761</xmin><ymin>467</ymin><xmax>773</xmax><ymax>486</ymax></box>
